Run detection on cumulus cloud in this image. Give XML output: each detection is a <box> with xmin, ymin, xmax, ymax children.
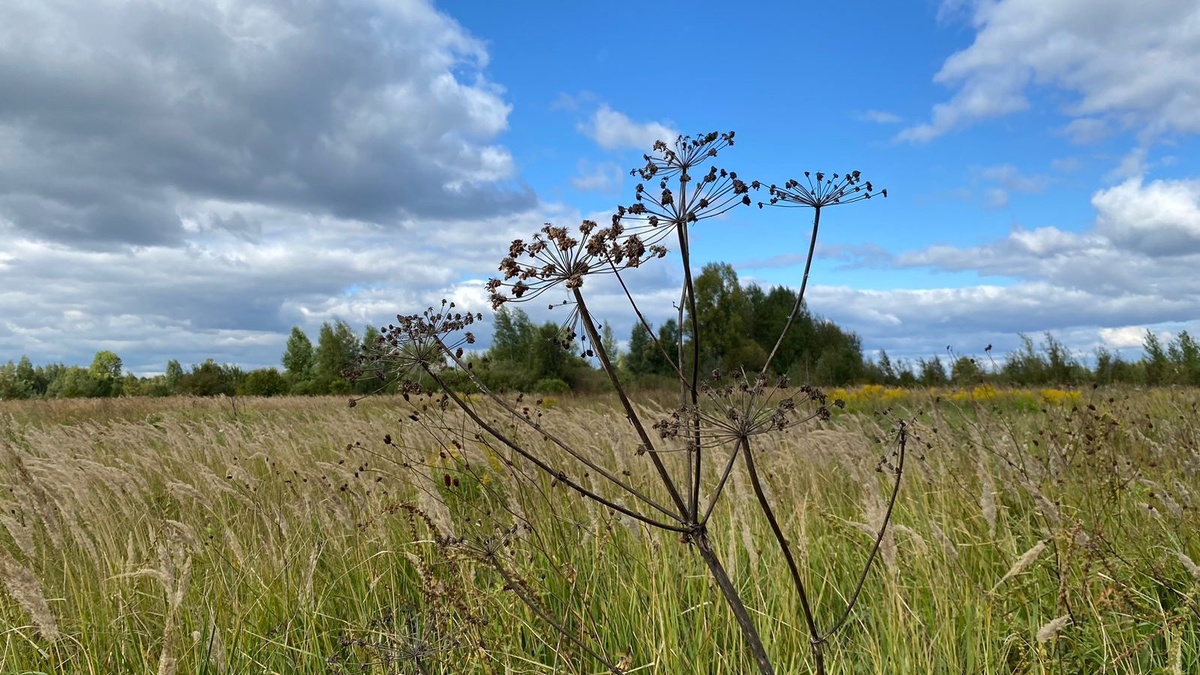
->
<box><xmin>0</xmin><ymin>0</ymin><xmax>556</xmax><ymax>372</ymax></box>
<box><xmin>796</xmin><ymin>172</ymin><xmax>1200</xmax><ymax>361</ymax></box>
<box><xmin>899</xmin><ymin>0</ymin><xmax>1200</xmax><ymax>142</ymax></box>
<box><xmin>1099</xmin><ymin>326</ymin><xmax>1151</xmax><ymax>349</ymax></box>
<box><xmin>578</xmin><ymin>105</ymin><xmax>678</xmax><ymax>151</ymax></box>
<box><xmin>0</xmin><ymin>0</ymin><xmax>533</xmax><ymax>248</ymax></box>
<box><xmin>570</xmin><ymin>160</ymin><xmax>624</xmax><ymax>193</ymax></box>
<box><xmin>0</xmin><ymin>200</ymin><xmax>573</xmax><ymax>373</ymax></box>
<box><xmin>1092</xmin><ymin>176</ymin><xmax>1200</xmax><ymax>255</ymax></box>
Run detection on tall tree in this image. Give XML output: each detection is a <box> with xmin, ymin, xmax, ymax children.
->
<box><xmin>89</xmin><ymin>350</ymin><xmax>124</xmax><ymax>397</ymax></box>
<box><xmin>690</xmin><ymin>262</ymin><xmax>759</xmax><ymax>372</ymax></box>
<box><xmin>281</xmin><ymin>327</ymin><xmax>315</xmax><ymax>379</ymax></box>
<box><xmin>1143</xmin><ymin>330</ymin><xmax>1169</xmax><ymax>385</ymax></box>
<box><xmin>313</xmin><ymin>320</ymin><xmax>361</xmax><ymax>393</ymax></box>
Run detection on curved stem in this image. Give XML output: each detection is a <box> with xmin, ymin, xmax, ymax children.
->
<box><xmin>607</xmin><ymin>261</ymin><xmax>684</xmax><ymax>381</ymax></box>
<box><xmin>693</xmin><ymin>531</ymin><xmax>777</xmax><ymax>675</ymax></box>
<box><xmin>819</xmin><ymin>420</ymin><xmax>908</xmax><ymax>641</ymax></box>
<box><xmin>424</xmin><ymin>366</ymin><xmax>691</xmax><ymax>533</ymax></box>
<box><xmin>761</xmin><ymin>206</ymin><xmax>822</xmax><ymax>377</ymax></box>
<box><xmin>437</xmin><ymin>340</ymin><xmax>682</xmax><ymax>522</ymax></box>
<box><xmin>741</xmin><ymin>436</ymin><xmax>825</xmax><ymax>674</ymax></box>
<box><xmin>573</xmin><ymin>288</ymin><xmax>690</xmax><ymax>518</ymax></box>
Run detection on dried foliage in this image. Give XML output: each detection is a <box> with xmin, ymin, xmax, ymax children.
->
<box><xmin>360</xmin><ymin>132</ymin><xmax>890</xmax><ymax>674</ymax></box>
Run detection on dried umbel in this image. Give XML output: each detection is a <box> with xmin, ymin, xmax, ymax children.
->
<box><xmin>368</xmin><ymin>131</ymin><xmax>891</xmax><ymax>675</ymax></box>
<box><xmin>371</xmin><ymin>301</ymin><xmax>481</xmax><ymax>383</ymax></box>
<box><xmin>762</xmin><ymin>170</ymin><xmax>885</xmax><ymax>210</ymax></box>
<box><xmin>487</xmin><ymin>220</ymin><xmax>668</xmax><ymax>310</ymax></box>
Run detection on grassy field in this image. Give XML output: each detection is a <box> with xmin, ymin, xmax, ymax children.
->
<box><xmin>1</xmin><ymin>387</ymin><xmax>1198</xmax><ymax>673</ymax></box>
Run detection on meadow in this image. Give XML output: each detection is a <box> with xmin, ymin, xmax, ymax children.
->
<box><xmin>1</xmin><ymin>386</ymin><xmax>1198</xmax><ymax>673</ymax></box>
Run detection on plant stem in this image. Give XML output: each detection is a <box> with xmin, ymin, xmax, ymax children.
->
<box><xmin>761</xmin><ymin>206</ymin><xmax>822</xmax><ymax>377</ymax></box>
<box><xmin>692</xmin><ymin>530</ymin><xmax>777</xmax><ymax>675</ymax></box>
<box><xmin>741</xmin><ymin>437</ymin><xmax>825</xmax><ymax>674</ymax></box>
<box><xmin>573</xmin><ymin>289</ymin><xmax>690</xmax><ymax>518</ymax></box>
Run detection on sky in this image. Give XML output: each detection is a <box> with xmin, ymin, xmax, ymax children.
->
<box><xmin>2</xmin><ymin>0</ymin><xmax>1200</xmax><ymax>375</ymax></box>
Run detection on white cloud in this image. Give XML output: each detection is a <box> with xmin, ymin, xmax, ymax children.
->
<box><xmin>1099</xmin><ymin>326</ymin><xmax>1150</xmax><ymax>349</ymax></box>
<box><xmin>901</xmin><ymin>0</ymin><xmax>1200</xmax><ymax>142</ymax></box>
<box><xmin>578</xmin><ymin>105</ymin><xmax>678</xmax><ymax>151</ymax></box>
<box><xmin>1093</xmin><ymin>176</ymin><xmax>1200</xmax><ymax>255</ymax></box>
<box><xmin>811</xmin><ymin>169</ymin><xmax>1200</xmax><ymax>360</ymax></box>
<box><xmin>1061</xmin><ymin>118</ymin><xmax>1111</xmax><ymax>144</ymax></box>
<box><xmin>0</xmin><ymin>0</ymin><xmax>532</xmax><ymax>247</ymax></box>
<box><xmin>570</xmin><ymin>160</ymin><xmax>624</xmax><ymax>193</ymax></box>
<box><xmin>979</xmin><ymin>164</ymin><xmax>1048</xmax><ymax>193</ymax></box>
<box><xmin>857</xmin><ymin>109</ymin><xmax>902</xmax><ymax>124</ymax></box>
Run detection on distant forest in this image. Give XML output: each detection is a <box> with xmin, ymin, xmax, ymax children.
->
<box><xmin>3</xmin><ymin>263</ymin><xmax>1199</xmax><ymax>400</ymax></box>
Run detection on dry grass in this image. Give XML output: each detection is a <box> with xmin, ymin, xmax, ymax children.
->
<box><xmin>1</xmin><ymin>389</ymin><xmax>1198</xmax><ymax>672</ymax></box>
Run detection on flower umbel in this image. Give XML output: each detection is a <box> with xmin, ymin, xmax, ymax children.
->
<box><xmin>615</xmin><ymin>131</ymin><xmax>760</xmax><ymax>246</ymax></box>
<box><xmin>761</xmin><ymin>170</ymin><xmax>885</xmax><ymax>210</ymax></box>
<box><xmin>486</xmin><ymin>220</ymin><xmax>668</xmax><ymax>310</ymax></box>
<box><xmin>373</xmin><ymin>300</ymin><xmax>481</xmax><ymax>383</ymax></box>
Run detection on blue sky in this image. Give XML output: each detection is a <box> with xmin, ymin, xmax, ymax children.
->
<box><xmin>2</xmin><ymin>0</ymin><xmax>1199</xmax><ymax>374</ymax></box>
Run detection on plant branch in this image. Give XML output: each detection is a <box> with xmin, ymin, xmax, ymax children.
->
<box><xmin>424</xmin><ymin>366</ymin><xmax>691</xmax><ymax>533</ymax></box>
<box><xmin>761</xmin><ymin>206</ymin><xmax>821</xmax><ymax>377</ymax></box>
<box><xmin>573</xmin><ymin>288</ymin><xmax>690</xmax><ymax>518</ymax></box>
<box><xmin>818</xmin><ymin>420</ymin><xmax>908</xmax><ymax>641</ymax></box>
<box><xmin>741</xmin><ymin>436</ymin><xmax>825</xmax><ymax>674</ymax></box>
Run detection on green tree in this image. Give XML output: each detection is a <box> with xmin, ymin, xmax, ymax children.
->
<box><xmin>652</xmin><ymin>320</ymin><xmax>680</xmax><ymax>376</ymax></box>
<box><xmin>163</xmin><ymin>359</ymin><xmax>185</xmax><ymax>395</ymax></box>
<box><xmin>1167</xmin><ymin>330</ymin><xmax>1200</xmax><ymax>385</ymax></box>
<box><xmin>600</xmin><ymin>324</ymin><xmax>619</xmax><ymax>363</ymax></box>
<box><xmin>749</xmin><ymin>285</ymin><xmax>816</xmax><ymax>376</ymax></box>
<box><xmin>1143</xmin><ymin>330</ymin><xmax>1170</xmax><ymax>385</ymax></box>
<box><xmin>0</xmin><ymin>361</ymin><xmax>33</xmax><ymax>400</ymax></box>
<box><xmin>47</xmin><ymin>366</ymin><xmax>102</xmax><ymax>399</ymax></box>
<box><xmin>90</xmin><ymin>351</ymin><xmax>123</xmax><ymax>397</ymax></box>
<box><xmin>15</xmin><ymin>356</ymin><xmax>42</xmax><ymax>395</ymax></box>
<box><xmin>917</xmin><ymin>356</ymin><xmax>949</xmax><ymax>386</ymax></box>
<box><xmin>178</xmin><ymin>359</ymin><xmax>239</xmax><ymax>396</ymax></box>
<box><xmin>623</xmin><ymin>322</ymin><xmax>653</xmax><ymax>375</ymax></box>
<box><xmin>690</xmin><ymin>262</ymin><xmax>759</xmax><ymax>372</ymax></box>
<box><xmin>951</xmin><ymin>356</ymin><xmax>983</xmax><ymax>384</ymax></box>
<box><xmin>239</xmin><ymin>368</ymin><xmax>289</xmax><ymax>396</ymax></box>
<box><xmin>282</xmin><ymin>327</ymin><xmax>315</xmax><ymax>383</ymax></box>
<box><xmin>490</xmin><ymin>308</ymin><xmax>535</xmax><ymax>365</ymax></box>
<box><xmin>313</xmin><ymin>320</ymin><xmax>360</xmax><ymax>393</ymax></box>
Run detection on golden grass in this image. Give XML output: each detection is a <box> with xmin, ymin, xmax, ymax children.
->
<box><xmin>0</xmin><ymin>389</ymin><xmax>1198</xmax><ymax>673</ymax></box>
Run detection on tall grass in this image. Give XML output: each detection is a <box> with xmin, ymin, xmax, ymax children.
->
<box><xmin>1</xmin><ymin>389</ymin><xmax>1198</xmax><ymax>672</ymax></box>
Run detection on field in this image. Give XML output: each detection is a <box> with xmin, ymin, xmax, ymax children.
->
<box><xmin>2</xmin><ymin>387</ymin><xmax>1199</xmax><ymax>673</ymax></box>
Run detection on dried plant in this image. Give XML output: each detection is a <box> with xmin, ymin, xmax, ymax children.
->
<box><xmin>362</xmin><ymin>132</ymin><xmax>890</xmax><ymax>674</ymax></box>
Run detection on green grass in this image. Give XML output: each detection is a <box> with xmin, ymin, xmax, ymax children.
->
<box><xmin>1</xmin><ymin>388</ymin><xmax>1198</xmax><ymax>673</ymax></box>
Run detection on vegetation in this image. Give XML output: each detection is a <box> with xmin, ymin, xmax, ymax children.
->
<box><xmin>1</xmin><ymin>390</ymin><xmax>1198</xmax><ymax>672</ymax></box>
<box><xmin>3</xmin><ymin>129</ymin><xmax>1199</xmax><ymax>673</ymax></box>
<box><xmin>6</xmin><ymin>323</ymin><xmax>1200</xmax><ymax>402</ymax></box>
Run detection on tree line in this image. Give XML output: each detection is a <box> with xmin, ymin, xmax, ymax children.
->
<box><xmin>4</xmin><ymin>266</ymin><xmax>1200</xmax><ymax>400</ymax></box>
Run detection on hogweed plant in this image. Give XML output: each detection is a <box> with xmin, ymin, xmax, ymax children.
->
<box><xmin>361</xmin><ymin>132</ymin><xmax>892</xmax><ymax>674</ymax></box>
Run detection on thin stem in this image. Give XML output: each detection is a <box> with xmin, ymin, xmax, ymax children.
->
<box><xmin>438</xmin><ymin>341</ymin><xmax>682</xmax><ymax>522</ymax></box>
<box><xmin>818</xmin><ymin>420</ymin><xmax>908</xmax><ymax>641</ymax></box>
<box><xmin>761</xmin><ymin>206</ymin><xmax>822</xmax><ymax>376</ymax></box>
<box><xmin>676</xmin><ymin>221</ymin><xmax>702</xmax><ymax>521</ymax></box>
<box><xmin>699</xmin><ymin>441</ymin><xmax>743</xmax><ymax>526</ymax></box>
<box><xmin>741</xmin><ymin>436</ymin><xmax>825</xmax><ymax>674</ymax></box>
<box><xmin>573</xmin><ymin>288</ymin><xmax>690</xmax><ymax>518</ymax></box>
<box><xmin>693</xmin><ymin>531</ymin><xmax>777</xmax><ymax>675</ymax></box>
<box><xmin>424</xmin><ymin>366</ymin><xmax>691</xmax><ymax>533</ymax></box>
<box><xmin>608</xmin><ymin>261</ymin><xmax>684</xmax><ymax>381</ymax></box>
